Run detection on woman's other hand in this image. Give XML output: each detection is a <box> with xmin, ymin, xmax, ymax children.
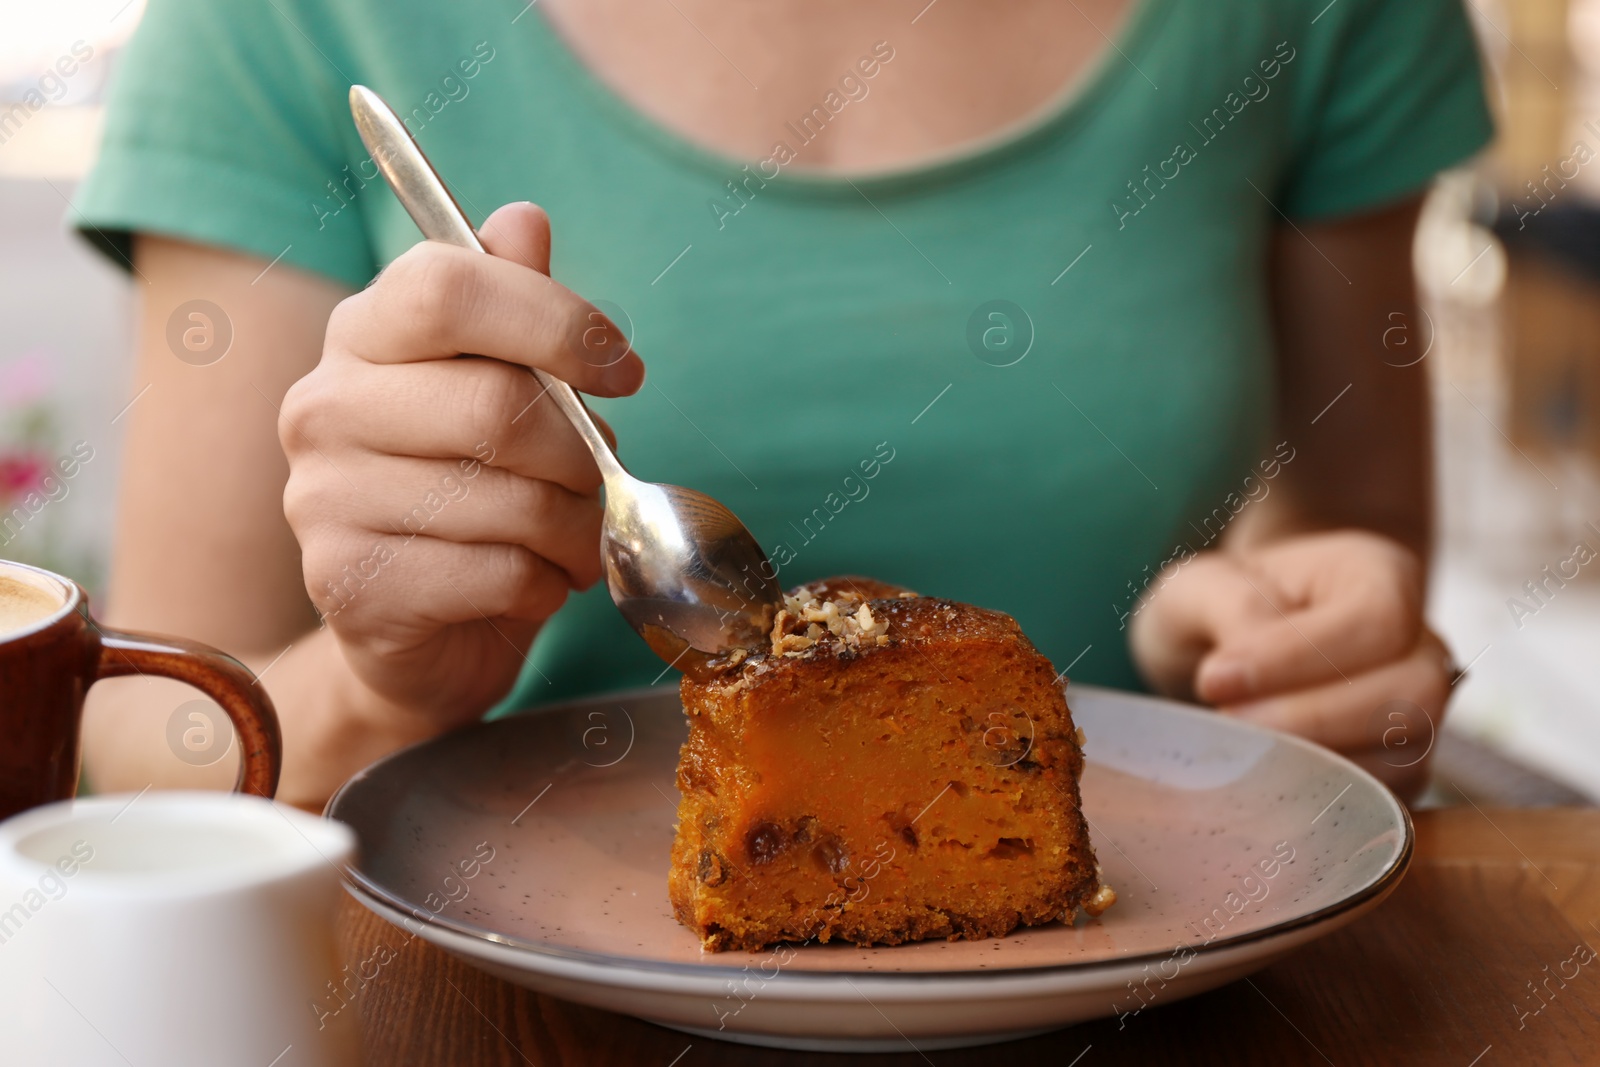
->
<box><xmin>1128</xmin><ymin>530</ymin><xmax>1452</xmax><ymax>798</ymax></box>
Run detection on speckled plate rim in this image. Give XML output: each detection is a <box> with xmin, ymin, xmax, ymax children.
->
<box><xmin>327</xmin><ymin>684</ymin><xmax>1413</xmax><ymax>983</ymax></box>
<box><xmin>344</xmin><ymin>875</ymin><xmax>1402</xmax><ymax>1004</ymax></box>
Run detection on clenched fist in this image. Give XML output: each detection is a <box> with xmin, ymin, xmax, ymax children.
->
<box><xmin>1128</xmin><ymin>530</ymin><xmax>1452</xmax><ymax>798</ymax></box>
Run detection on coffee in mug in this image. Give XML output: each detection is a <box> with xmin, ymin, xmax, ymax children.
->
<box><xmin>0</xmin><ymin>559</ymin><xmax>280</xmax><ymax>820</ymax></box>
<box><xmin>0</xmin><ymin>568</ymin><xmax>66</xmax><ymax>635</ymax></box>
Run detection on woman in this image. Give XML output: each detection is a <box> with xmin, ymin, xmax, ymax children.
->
<box><xmin>73</xmin><ymin>0</ymin><xmax>1490</xmax><ymax>807</ymax></box>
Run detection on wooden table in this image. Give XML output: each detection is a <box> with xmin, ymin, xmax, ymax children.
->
<box><xmin>337</xmin><ymin>808</ymin><xmax>1600</xmax><ymax>1065</ymax></box>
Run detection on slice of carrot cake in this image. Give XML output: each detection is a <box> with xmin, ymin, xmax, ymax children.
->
<box><xmin>669</xmin><ymin>576</ymin><xmax>1114</xmax><ymax>952</ymax></box>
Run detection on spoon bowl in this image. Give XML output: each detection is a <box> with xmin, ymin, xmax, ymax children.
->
<box><xmin>603</xmin><ymin>478</ymin><xmax>782</xmax><ymax>662</ymax></box>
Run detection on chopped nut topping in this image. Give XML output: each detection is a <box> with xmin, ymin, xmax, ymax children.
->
<box><xmin>768</xmin><ymin>585</ymin><xmax>891</xmax><ymax>658</ymax></box>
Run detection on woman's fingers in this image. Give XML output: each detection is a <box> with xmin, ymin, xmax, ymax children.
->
<box><xmin>1194</xmin><ymin>588</ymin><xmax>1411</xmax><ymax>705</ymax></box>
<box><xmin>1194</xmin><ymin>532</ymin><xmax>1423</xmax><ymax>704</ymax></box>
<box><xmin>477</xmin><ymin>203</ymin><xmax>636</xmax><ymax>375</ymax></box>
<box><xmin>287</xmin><ymin>454</ymin><xmax>604</xmax><ymax>588</ymax></box>
<box><xmin>1126</xmin><ymin>553</ymin><xmax>1277</xmax><ymax>700</ymax></box>
<box><xmin>1222</xmin><ymin>630</ymin><xmax>1452</xmax><ymax>756</ymax></box>
<box><xmin>328</xmin><ymin>241</ymin><xmax>644</xmax><ymax>396</ymax></box>
<box><xmin>282</xmin><ymin>355</ymin><xmax>606</xmax><ymax>494</ymax></box>
<box><xmin>477</xmin><ymin>201</ymin><xmax>552</xmax><ymax>273</ymax></box>
<box><xmin>303</xmin><ymin>532</ymin><xmax>570</xmax><ymax>636</ymax></box>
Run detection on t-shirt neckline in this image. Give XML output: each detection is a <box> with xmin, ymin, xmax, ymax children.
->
<box><xmin>524</xmin><ymin>0</ymin><xmax>1171</xmax><ymax>193</ymax></box>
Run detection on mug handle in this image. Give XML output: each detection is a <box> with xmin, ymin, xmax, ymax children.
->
<box><xmin>94</xmin><ymin>627</ymin><xmax>283</xmax><ymax>799</ymax></box>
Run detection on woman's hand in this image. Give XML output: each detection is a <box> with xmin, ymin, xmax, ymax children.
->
<box><xmin>1127</xmin><ymin>530</ymin><xmax>1452</xmax><ymax>797</ymax></box>
<box><xmin>278</xmin><ymin>202</ymin><xmax>643</xmax><ymax>740</ymax></box>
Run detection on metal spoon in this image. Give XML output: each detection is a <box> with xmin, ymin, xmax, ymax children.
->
<box><xmin>348</xmin><ymin>85</ymin><xmax>782</xmax><ymax>664</ymax></box>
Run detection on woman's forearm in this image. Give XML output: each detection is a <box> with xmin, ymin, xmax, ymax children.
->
<box><xmin>243</xmin><ymin>628</ymin><xmax>453</xmax><ymax>807</ymax></box>
<box><xmin>1228</xmin><ymin>196</ymin><xmax>1432</xmax><ymax>565</ymax></box>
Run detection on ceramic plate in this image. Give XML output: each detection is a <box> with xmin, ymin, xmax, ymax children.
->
<box><xmin>327</xmin><ymin>684</ymin><xmax>1410</xmax><ymax>1052</ymax></box>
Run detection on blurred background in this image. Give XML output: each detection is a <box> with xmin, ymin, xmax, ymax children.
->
<box><xmin>2</xmin><ymin>0</ymin><xmax>1597</xmax><ymax>804</ymax></box>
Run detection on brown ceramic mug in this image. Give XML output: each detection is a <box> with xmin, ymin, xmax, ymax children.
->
<box><xmin>0</xmin><ymin>558</ymin><xmax>280</xmax><ymax>821</ymax></box>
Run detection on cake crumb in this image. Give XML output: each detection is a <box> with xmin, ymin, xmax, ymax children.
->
<box><xmin>1084</xmin><ymin>883</ymin><xmax>1117</xmax><ymax>916</ymax></box>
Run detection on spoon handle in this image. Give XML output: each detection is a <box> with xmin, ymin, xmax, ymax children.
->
<box><xmin>349</xmin><ymin>85</ymin><xmax>626</xmax><ymax>481</ymax></box>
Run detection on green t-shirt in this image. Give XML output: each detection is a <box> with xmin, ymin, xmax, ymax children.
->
<box><xmin>75</xmin><ymin>0</ymin><xmax>1492</xmax><ymax>710</ymax></box>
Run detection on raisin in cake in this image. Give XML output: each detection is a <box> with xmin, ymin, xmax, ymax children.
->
<box><xmin>669</xmin><ymin>576</ymin><xmax>1114</xmax><ymax>951</ymax></box>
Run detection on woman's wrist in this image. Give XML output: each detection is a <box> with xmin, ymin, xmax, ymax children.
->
<box><xmin>253</xmin><ymin>627</ymin><xmax>449</xmax><ymax>810</ymax></box>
